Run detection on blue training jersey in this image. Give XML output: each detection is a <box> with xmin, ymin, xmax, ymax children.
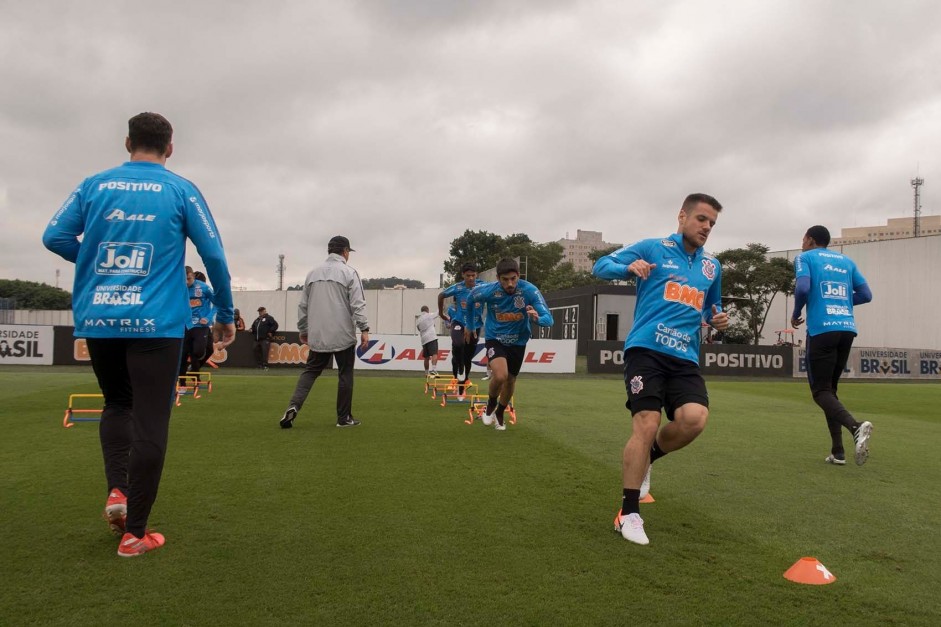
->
<box><xmin>466</xmin><ymin>279</ymin><xmax>554</xmax><ymax>346</ymax></box>
<box><xmin>794</xmin><ymin>248</ymin><xmax>867</xmax><ymax>337</ymax></box>
<box><xmin>441</xmin><ymin>280</ymin><xmax>484</xmax><ymax>329</ymax></box>
<box><xmin>188</xmin><ymin>279</ymin><xmax>215</xmax><ymax>327</ymax></box>
<box><xmin>42</xmin><ymin>161</ymin><xmax>234</xmax><ymax>339</ymax></box>
<box><xmin>593</xmin><ymin>232</ymin><xmax>722</xmax><ymax>365</ymax></box>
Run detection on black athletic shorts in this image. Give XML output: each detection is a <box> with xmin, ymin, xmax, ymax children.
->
<box><xmin>422</xmin><ymin>339</ymin><xmax>439</xmax><ymax>359</ymax></box>
<box><xmin>485</xmin><ymin>339</ymin><xmax>526</xmax><ymax>377</ymax></box>
<box><xmin>623</xmin><ymin>347</ymin><xmax>708</xmax><ymax>420</ymax></box>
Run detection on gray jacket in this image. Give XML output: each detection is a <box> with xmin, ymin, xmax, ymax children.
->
<box><xmin>298</xmin><ymin>254</ymin><xmax>369</xmax><ymax>352</ymax></box>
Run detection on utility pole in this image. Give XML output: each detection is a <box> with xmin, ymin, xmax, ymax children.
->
<box><xmin>912</xmin><ymin>177</ymin><xmax>924</xmax><ymax>237</ymax></box>
<box><xmin>277</xmin><ymin>254</ymin><xmax>286</xmax><ymax>290</ymax></box>
<box><xmin>55</xmin><ymin>269</ymin><xmax>60</xmax><ymax>289</ymax></box>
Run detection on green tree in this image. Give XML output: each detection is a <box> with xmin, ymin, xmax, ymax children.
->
<box><xmin>362</xmin><ymin>277</ymin><xmax>426</xmax><ymax>290</ymax></box>
<box><xmin>587</xmin><ymin>245</ymin><xmax>621</xmax><ymax>265</ymax></box>
<box><xmin>539</xmin><ymin>262</ymin><xmax>603</xmax><ymax>293</ymax></box>
<box><xmin>0</xmin><ymin>279</ymin><xmax>71</xmax><ymax>309</ymax></box>
<box><xmin>442</xmin><ymin>230</ymin><xmax>505</xmax><ymax>279</ymax></box>
<box><xmin>715</xmin><ymin>244</ymin><xmax>794</xmax><ymax>345</ymax></box>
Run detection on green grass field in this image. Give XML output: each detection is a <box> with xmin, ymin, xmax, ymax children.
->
<box><xmin>1</xmin><ymin>366</ymin><xmax>939</xmax><ymax>626</ymax></box>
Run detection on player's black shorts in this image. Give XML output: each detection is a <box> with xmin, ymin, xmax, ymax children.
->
<box><xmin>485</xmin><ymin>339</ymin><xmax>526</xmax><ymax>377</ymax></box>
<box><xmin>623</xmin><ymin>347</ymin><xmax>708</xmax><ymax>420</ymax></box>
<box><xmin>422</xmin><ymin>339</ymin><xmax>439</xmax><ymax>359</ymax></box>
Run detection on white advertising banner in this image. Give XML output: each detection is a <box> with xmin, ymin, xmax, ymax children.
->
<box><xmin>0</xmin><ymin>324</ymin><xmax>54</xmax><ymax>365</ymax></box>
<box><xmin>355</xmin><ymin>335</ymin><xmax>577</xmax><ymax>373</ymax></box>
<box><xmin>793</xmin><ymin>346</ymin><xmax>941</xmax><ymax>380</ymax></box>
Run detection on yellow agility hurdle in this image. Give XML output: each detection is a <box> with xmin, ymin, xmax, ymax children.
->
<box><xmin>195</xmin><ymin>371</ymin><xmax>213</xmax><ymax>393</ymax></box>
<box><xmin>465</xmin><ymin>394</ymin><xmax>516</xmax><ymax>425</ymax></box>
<box><xmin>439</xmin><ymin>381</ymin><xmax>478</xmax><ymax>407</ymax></box>
<box><xmin>175</xmin><ymin>375</ymin><xmax>201</xmax><ymax>406</ymax></box>
<box><xmin>424</xmin><ymin>374</ymin><xmax>458</xmax><ymax>399</ymax></box>
<box><xmin>63</xmin><ymin>393</ymin><xmax>104</xmax><ymax>428</ymax></box>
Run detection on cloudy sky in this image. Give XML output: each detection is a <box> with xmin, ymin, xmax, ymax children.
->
<box><xmin>3</xmin><ymin>0</ymin><xmax>940</xmax><ymax>291</ymax></box>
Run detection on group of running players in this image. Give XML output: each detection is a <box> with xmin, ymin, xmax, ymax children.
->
<box><xmin>42</xmin><ymin>111</ymin><xmax>874</xmax><ymax>556</ymax></box>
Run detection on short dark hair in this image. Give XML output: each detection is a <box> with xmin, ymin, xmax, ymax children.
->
<box><xmin>681</xmin><ymin>193</ymin><xmax>722</xmax><ymax>213</ymax></box>
<box><xmin>185</xmin><ymin>265</ymin><xmax>193</xmax><ymax>274</ymax></box>
<box><xmin>421</xmin><ymin>305</ymin><xmax>429</xmax><ymax>312</ymax></box>
<box><xmin>128</xmin><ymin>112</ymin><xmax>172</xmax><ymax>155</ymax></box>
<box><xmin>460</xmin><ymin>262</ymin><xmax>477</xmax><ymax>274</ymax></box>
<box><xmin>496</xmin><ymin>258</ymin><xmax>520</xmax><ymax>276</ymax></box>
<box><xmin>806</xmin><ymin>225</ymin><xmax>831</xmax><ymax>247</ymax></box>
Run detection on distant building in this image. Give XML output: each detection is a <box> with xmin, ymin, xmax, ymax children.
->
<box><xmin>832</xmin><ymin>215</ymin><xmax>941</xmax><ymax>245</ymax></box>
<box><xmin>557</xmin><ymin>230</ymin><xmax>621</xmax><ymax>273</ymax></box>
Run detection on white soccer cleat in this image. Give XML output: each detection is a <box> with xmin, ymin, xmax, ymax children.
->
<box><xmin>639</xmin><ymin>465</ymin><xmax>652</xmax><ymax>499</ymax></box>
<box><xmin>824</xmin><ymin>454</ymin><xmax>846</xmax><ymax>465</ymax></box>
<box><xmin>457</xmin><ymin>395</ymin><xmax>465</xmax><ymax>402</ymax></box>
<box><xmin>494</xmin><ymin>420</ymin><xmax>506</xmax><ymax>431</ymax></box>
<box><xmin>614</xmin><ymin>511</ymin><xmax>649</xmax><ymax>545</ymax></box>
<box><xmin>854</xmin><ymin>421</ymin><xmax>873</xmax><ymax>466</ymax></box>
<box><xmin>481</xmin><ymin>412</ymin><xmax>495</xmax><ymax>426</ymax></box>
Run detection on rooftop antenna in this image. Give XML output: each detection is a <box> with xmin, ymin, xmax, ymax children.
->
<box><xmin>277</xmin><ymin>254</ymin><xmax>286</xmax><ymax>290</ymax></box>
<box><xmin>911</xmin><ymin>176</ymin><xmax>924</xmax><ymax>237</ymax></box>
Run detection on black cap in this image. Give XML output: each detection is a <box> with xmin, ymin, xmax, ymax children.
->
<box><xmin>258</xmin><ymin>306</ymin><xmax>266</xmax><ymax>312</ymax></box>
<box><xmin>328</xmin><ymin>235</ymin><xmax>354</xmax><ymax>251</ymax></box>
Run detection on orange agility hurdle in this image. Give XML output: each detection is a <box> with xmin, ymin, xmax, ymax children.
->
<box><xmin>63</xmin><ymin>394</ymin><xmax>104</xmax><ymax>428</ymax></box>
<box><xmin>464</xmin><ymin>394</ymin><xmax>516</xmax><ymax>425</ymax></box>
<box><xmin>424</xmin><ymin>374</ymin><xmax>459</xmax><ymax>399</ymax></box>
<box><xmin>440</xmin><ymin>381</ymin><xmax>478</xmax><ymax>407</ymax></box>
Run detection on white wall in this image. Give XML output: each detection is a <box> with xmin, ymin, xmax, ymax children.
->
<box><xmin>767</xmin><ymin>235</ymin><xmax>941</xmax><ymax>349</ymax></box>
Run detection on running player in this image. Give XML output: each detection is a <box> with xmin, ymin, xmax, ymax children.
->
<box><xmin>179</xmin><ymin>266</ymin><xmax>216</xmax><ymax>388</ymax></box>
<box><xmin>438</xmin><ymin>263</ymin><xmax>484</xmax><ymax>400</ymax></box>
<box><xmin>593</xmin><ymin>193</ymin><xmax>729</xmax><ymax>545</ymax></box>
<box><xmin>791</xmin><ymin>225</ymin><xmax>873</xmax><ymax>466</ymax></box>
<box><xmin>465</xmin><ymin>258</ymin><xmax>554</xmax><ymax>430</ymax></box>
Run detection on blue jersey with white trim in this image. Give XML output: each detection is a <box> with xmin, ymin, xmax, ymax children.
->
<box><xmin>441</xmin><ymin>280</ymin><xmax>484</xmax><ymax>328</ymax></box>
<box><xmin>593</xmin><ymin>232</ymin><xmax>722</xmax><ymax>365</ymax></box>
<box><xmin>188</xmin><ymin>279</ymin><xmax>215</xmax><ymax>327</ymax></box>
<box><xmin>794</xmin><ymin>248</ymin><xmax>866</xmax><ymax>336</ymax></box>
<box><xmin>42</xmin><ymin>161</ymin><xmax>234</xmax><ymax>338</ymax></box>
<box><xmin>467</xmin><ymin>279</ymin><xmax>554</xmax><ymax>346</ymax></box>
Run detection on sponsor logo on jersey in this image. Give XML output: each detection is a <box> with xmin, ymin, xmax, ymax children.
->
<box><xmin>190</xmin><ymin>298</ymin><xmax>203</xmax><ymax>308</ymax></box>
<box><xmin>823</xmin><ymin>264</ymin><xmax>847</xmax><ymax>274</ymax></box>
<box><xmin>96</xmin><ymin>243</ymin><xmax>153</xmax><ymax>276</ymax></box>
<box><xmin>105</xmin><ymin>209</ymin><xmax>156</xmax><ymax>222</ymax></box>
<box><xmin>661</xmin><ymin>260</ymin><xmax>680</xmax><ymax>270</ymax></box>
<box><xmin>701</xmin><ymin>259</ymin><xmax>716</xmax><ymax>280</ymax></box>
<box><xmin>514</xmin><ymin>294</ymin><xmax>525</xmax><ymax>309</ymax></box>
<box><xmin>663</xmin><ymin>281</ymin><xmax>705</xmax><ymax>311</ymax></box>
<box><xmin>494</xmin><ymin>311</ymin><xmax>524</xmax><ymax>322</ymax></box>
<box><xmin>188</xmin><ymin>196</ymin><xmax>216</xmax><ymax>239</ymax></box>
<box><xmin>825</xmin><ymin>305</ymin><xmax>851</xmax><ymax>316</ymax></box>
<box><xmin>660</xmin><ymin>239</ymin><xmax>675</xmax><ymax>247</ymax></box>
<box><xmin>83</xmin><ymin>318</ymin><xmax>157</xmax><ymax>333</ymax></box>
<box><xmin>93</xmin><ymin>292</ymin><xmax>144</xmax><ymax>305</ymax></box>
<box><xmin>98</xmin><ymin>181</ymin><xmax>163</xmax><ymax>192</ymax></box>
<box><xmin>820</xmin><ymin>281</ymin><xmax>847</xmax><ymax>299</ymax></box>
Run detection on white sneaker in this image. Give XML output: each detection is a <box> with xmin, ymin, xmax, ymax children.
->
<box><xmin>854</xmin><ymin>421</ymin><xmax>873</xmax><ymax>466</ymax></box>
<box><xmin>639</xmin><ymin>465</ymin><xmax>651</xmax><ymax>499</ymax></box>
<box><xmin>614</xmin><ymin>511</ymin><xmax>649</xmax><ymax>545</ymax></box>
<box><xmin>494</xmin><ymin>419</ymin><xmax>506</xmax><ymax>431</ymax></box>
<box><xmin>481</xmin><ymin>412</ymin><xmax>495</xmax><ymax>426</ymax></box>
<box><xmin>825</xmin><ymin>454</ymin><xmax>847</xmax><ymax>465</ymax></box>
<box><xmin>457</xmin><ymin>395</ymin><xmax>465</xmax><ymax>402</ymax></box>
<box><xmin>481</xmin><ymin>374</ymin><xmax>490</xmax><ymax>381</ymax></box>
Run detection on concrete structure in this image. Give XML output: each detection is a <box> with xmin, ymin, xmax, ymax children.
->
<box><xmin>542</xmin><ymin>285</ymin><xmax>636</xmax><ymax>355</ymax></box>
<box><xmin>557</xmin><ymin>230</ymin><xmax>621</xmax><ymax>273</ymax></box>
<box><xmin>767</xmin><ymin>234</ymin><xmax>941</xmax><ymax>349</ymax></box>
<box><xmin>832</xmin><ymin>215</ymin><xmax>941</xmax><ymax>245</ymax></box>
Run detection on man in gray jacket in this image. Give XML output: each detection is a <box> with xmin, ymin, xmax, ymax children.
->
<box><xmin>279</xmin><ymin>236</ymin><xmax>370</xmax><ymax>429</ymax></box>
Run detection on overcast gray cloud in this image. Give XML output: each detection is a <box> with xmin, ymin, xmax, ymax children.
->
<box><xmin>2</xmin><ymin>0</ymin><xmax>939</xmax><ymax>292</ymax></box>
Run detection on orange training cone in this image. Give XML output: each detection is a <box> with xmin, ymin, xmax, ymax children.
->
<box><xmin>783</xmin><ymin>557</ymin><xmax>836</xmax><ymax>585</ymax></box>
<box><xmin>639</xmin><ymin>493</ymin><xmax>655</xmax><ymax>504</ymax></box>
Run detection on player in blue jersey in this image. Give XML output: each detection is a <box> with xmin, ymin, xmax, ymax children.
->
<box><xmin>178</xmin><ymin>266</ymin><xmax>216</xmax><ymax>387</ymax></box>
<box><xmin>43</xmin><ymin>112</ymin><xmax>235</xmax><ymax>558</ymax></box>
<box><xmin>593</xmin><ymin>193</ymin><xmax>729</xmax><ymax>545</ymax></box>
<box><xmin>438</xmin><ymin>263</ymin><xmax>484</xmax><ymax>399</ymax></box>
<box><xmin>465</xmin><ymin>258</ymin><xmax>554</xmax><ymax>430</ymax></box>
<box><xmin>791</xmin><ymin>225</ymin><xmax>873</xmax><ymax>467</ymax></box>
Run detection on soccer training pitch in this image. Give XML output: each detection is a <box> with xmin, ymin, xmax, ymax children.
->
<box><xmin>1</xmin><ymin>367</ymin><xmax>938</xmax><ymax>625</ymax></box>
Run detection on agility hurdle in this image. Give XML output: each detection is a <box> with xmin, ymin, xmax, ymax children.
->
<box><xmin>63</xmin><ymin>394</ymin><xmax>104</xmax><ymax>428</ymax></box>
<box><xmin>465</xmin><ymin>395</ymin><xmax>516</xmax><ymax>425</ymax></box>
<box><xmin>195</xmin><ymin>371</ymin><xmax>213</xmax><ymax>393</ymax></box>
<box><xmin>175</xmin><ymin>375</ymin><xmax>201</xmax><ymax>406</ymax></box>
<box><xmin>424</xmin><ymin>375</ymin><xmax>459</xmax><ymax>399</ymax></box>
<box><xmin>440</xmin><ymin>381</ymin><xmax>478</xmax><ymax>407</ymax></box>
